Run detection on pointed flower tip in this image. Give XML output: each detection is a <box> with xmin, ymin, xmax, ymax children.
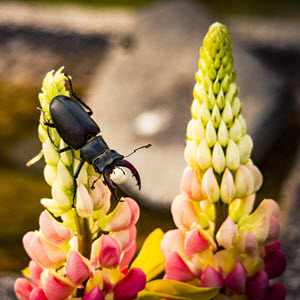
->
<box><xmin>201</xmin><ymin>265</ymin><xmax>224</xmax><ymax>288</ymax></box>
<box><xmin>76</xmin><ymin>183</ymin><xmax>94</xmax><ymax>217</ymax></box>
<box><xmin>99</xmin><ymin>235</ymin><xmax>121</xmax><ymax>269</ymax></box>
<box><xmin>14</xmin><ymin>278</ymin><xmax>34</xmax><ymax>300</ymax></box>
<box><xmin>83</xmin><ymin>286</ymin><xmax>105</xmax><ymax>300</ymax></box>
<box><xmin>224</xmin><ymin>262</ymin><xmax>247</xmax><ymax>294</ymax></box>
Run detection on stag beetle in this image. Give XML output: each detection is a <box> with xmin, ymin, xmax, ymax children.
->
<box><xmin>42</xmin><ymin>73</ymin><xmax>150</xmax><ymax>202</ymax></box>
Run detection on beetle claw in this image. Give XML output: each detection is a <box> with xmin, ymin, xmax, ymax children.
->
<box><xmin>115</xmin><ymin>159</ymin><xmax>141</xmax><ymax>190</ymax></box>
<box><xmin>103</xmin><ymin>170</ymin><xmax>123</xmax><ymax>202</ymax></box>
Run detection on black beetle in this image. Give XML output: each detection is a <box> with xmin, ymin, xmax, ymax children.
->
<box><xmin>42</xmin><ymin>73</ymin><xmax>150</xmax><ymax>203</ymax></box>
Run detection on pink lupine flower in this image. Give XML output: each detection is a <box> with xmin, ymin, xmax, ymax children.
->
<box><xmin>28</xmin><ymin>260</ymin><xmax>43</xmax><ymax>287</ymax></box>
<box><xmin>119</xmin><ymin>240</ymin><xmax>136</xmax><ymax>270</ymax></box>
<box><xmin>66</xmin><ymin>251</ymin><xmax>94</xmax><ymax>285</ymax></box>
<box><xmin>14</xmin><ymin>278</ymin><xmax>34</xmax><ymax>300</ymax></box>
<box><xmin>44</xmin><ymin>274</ymin><xmax>74</xmax><ymax>300</ymax></box>
<box><xmin>39</xmin><ymin>210</ymin><xmax>72</xmax><ymax>246</ymax></box>
<box><xmin>245</xmin><ymin>270</ymin><xmax>269</xmax><ymax>300</ymax></box>
<box><xmin>99</xmin><ymin>235</ymin><xmax>121</xmax><ymax>268</ymax></box>
<box><xmin>224</xmin><ymin>262</ymin><xmax>247</xmax><ymax>294</ymax></box>
<box><xmin>111</xmin><ymin>225</ymin><xmax>137</xmax><ymax>252</ymax></box>
<box><xmin>23</xmin><ymin>231</ymin><xmax>67</xmax><ymax>268</ymax></box>
<box><xmin>89</xmin><ymin>176</ymin><xmax>110</xmax><ymax>210</ymax></box>
<box><xmin>263</xmin><ymin>282</ymin><xmax>286</xmax><ymax>300</ymax></box>
<box><xmin>216</xmin><ymin>217</ymin><xmax>237</xmax><ymax>250</ymax></box>
<box><xmin>184</xmin><ymin>228</ymin><xmax>210</xmax><ymax>257</ymax></box>
<box><xmin>161</xmin><ymin>229</ymin><xmax>185</xmax><ymax>258</ymax></box>
<box><xmin>113</xmin><ymin>268</ymin><xmax>146</xmax><ymax>300</ymax></box>
<box><xmin>76</xmin><ymin>183</ymin><xmax>94</xmax><ymax>217</ymax></box>
<box><xmin>180</xmin><ymin>166</ymin><xmax>204</xmax><ymax>201</ymax></box>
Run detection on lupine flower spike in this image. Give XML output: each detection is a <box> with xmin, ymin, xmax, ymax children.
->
<box><xmin>14</xmin><ymin>68</ymin><xmax>147</xmax><ymax>299</ymax></box>
<box><xmin>162</xmin><ymin>22</ymin><xmax>287</xmax><ymax>300</ymax></box>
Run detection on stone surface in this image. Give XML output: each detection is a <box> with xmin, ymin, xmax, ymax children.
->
<box><xmin>88</xmin><ymin>0</ymin><xmax>287</xmax><ymax>208</ymax></box>
<box><xmin>0</xmin><ymin>274</ymin><xmax>18</xmax><ymax>300</ymax></box>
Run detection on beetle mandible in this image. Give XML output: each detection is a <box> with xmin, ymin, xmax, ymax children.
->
<box><xmin>43</xmin><ymin>73</ymin><xmax>151</xmax><ymax>203</ymax></box>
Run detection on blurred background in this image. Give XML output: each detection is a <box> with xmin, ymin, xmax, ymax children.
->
<box><xmin>0</xmin><ymin>0</ymin><xmax>299</xmax><ymax>298</ymax></box>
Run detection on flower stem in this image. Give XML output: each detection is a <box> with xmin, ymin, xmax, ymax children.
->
<box><xmin>74</xmin><ymin>211</ymin><xmax>92</xmax><ymax>259</ymax></box>
<box><xmin>214</xmin><ymin>201</ymin><xmax>228</xmax><ymax>239</ymax></box>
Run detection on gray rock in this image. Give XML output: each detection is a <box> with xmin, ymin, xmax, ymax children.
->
<box><xmin>88</xmin><ymin>0</ymin><xmax>287</xmax><ymax>208</ymax></box>
<box><xmin>0</xmin><ymin>274</ymin><xmax>18</xmax><ymax>300</ymax></box>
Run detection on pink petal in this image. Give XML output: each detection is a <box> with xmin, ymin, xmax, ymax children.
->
<box><xmin>66</xmin><ymin>251</ymin><xmax>91</xmax><ymax>285</ymax></box>
<box><xmin>29</xmin><ymin>261</ymin><xmax>43</xmax><ymax>288</ymax></box>
<box><xmin>89</xmin><ymin>176</ymin><xmax>110</xmax><ymax>210</ymax></box>
<box><xmin>14</xmin><ymin>278</ymin><xmax>34</xmax><ymax>300</ymax></box>
<box><xmin>39</xmin><ymin>210</ymin><xmax>72</xmax><ymax>246</ymax></box>
<box><xmin>263</xmin><ymin>282</ymin><xmax>286</xmax><ymax>300</ymax></box>
<box><xmin>180</xmin><ymin>166</ymin><xmax>204</xmax><ymax>201</ymax></box>
<box><xmin>30</xmin><ymin>288</ymin><xmax>47</xmax><ymax>300</ymax></box>
<box><xmin>224</xmin><ymin>262</ymin><xmax>247</xmax><ymax>294</ymax></box>
<box><xmin>83</xmin><ymin>286</ymin><xmax>105</xmax><ymax>300</ymax></box>
<box><xmin>99</xmin><ymin>235</ymin><xmax>121</xmax><ymax>268</ymax></box>
<box><xmin>171</xmin><ymin>195</ymin><xmax>199</xmax><ymax>230</ymax></box>
<box><xmin>216</xmin><ymin>217</ymin><xmax>237</xmax><ymax>250</ymax></box>
<box><xmin>264</xmin><ymin>215</ymin><xmax>280</xmax><ymax>246</ymax></box>
<box><xmin>112</xmin><ymin>226</ymin><xmax>137</xmax><ymax>252</ymax></box>
<box><xmin>200</xmin><ymin>265</ymin><xmax>224</xmax><ymax>288</ymax></box>
<box><xmin>44</xmin><ymin>275</ymin><xmax>73</xmax><ymax>300</ymax></box>
<box><xmin>76</xmin><ymin>183</ymin><xmax>93</xmax><ymax>217</ymax></box>
<box><xmin>245</xmin><ymin>271</ymin><xmax>269</xmax><ymax>300</ymax></box>
<box><xmin>122</xmin><ymin>198</ymin><xmax>140</xmax><ymax>229</ymax></box>
<box><xmin>264</xmin><ymin>249</ymin><xmax>287</xmax><ymax>279</ymax></box>
<box><xmin>236</xmin><ymin>230</ymin><xmax>258</xmax><ymax>257</ymax></box>
<box><xmin>184</xmin><ymin>228</ymin><xmax>209</xmax><ymax>257</ymax></box>
<box><xmin>164</xmin><ymin>251</ymin><xmax>195</xmax><ymax>282</ymax></box>
<box><xmin>114</xmin><ymin>268</ymin><xmax>146</xmax><ymax>300</ymax></box>
<box><xmin>161</xmin><ymin>229</ymin><xmax>185</xmax><ymax>258</ymax></box>
<box><xmin>264</xmin><ymin>241</ymin><xmax>281</xmax><ymax>255</ymax></box>
<box><xmin>119</xmin><ymin>241</ymin><xmax>136</xmax><ymax>270</ymax></box>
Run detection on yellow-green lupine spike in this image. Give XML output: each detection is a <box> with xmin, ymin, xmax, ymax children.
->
<box><xmin>191</xmin><ymin>99</ymin><xmax>201</xmax><ymax>119</ymax></box>
<box><xmin>184</xmin><ymin>140</ymin><xmax>199</xmax><ymax>168</ymax></box>
<box><xmin>238</xmin><ymin>115</ymin><xmax>247</xmax><ymax>136</ymax></box>
<box><xmin>238</xmin><ymin>135</ymin><xmax>253</xmax><ymax>164</ymax></box>
<box><xmin>231</xmin><ymin>97</ymin><xmax>241</xmax><ymax>117</ymax></box>
<box><xmin>234</xmin><ymin>165</ymin><xmax>254</xmax><ymax>199</ymax></box>
<box><xmin>44</xmin><ymin>165</ymin><xmax>57</xmax><ymax>187</ymax></box>
<box><xmin>207</xmin><ymin>85</ymin><xmax>216</xmax><ymax>109</ymax></box>
<box><xmin>57</xmin><ymin>161</ymin><xmax>74</xmax><ymax>189</ymax></box>
<box><xmin>216</xmin><ymin>88</ymin><xmax>225</xmax><ymax>110</ymax></box>
<box><xmin>220</xmin><ymin>168</ymin><xmax>235</xmax><ymax>204</ymax></box>
<box><xmin>187</xmin><ymin>118</ymin><xmax>205</xmax><ymax>142</ymax></box>
<box><xmin>199</xmin><ymin>101</ymin><xmax>211</xmax><ymax>125</ymax></box>
<box><xmin>226</xmin><ymin>140</ymin><xmax>240</xmax><ymax>170</ymax></box>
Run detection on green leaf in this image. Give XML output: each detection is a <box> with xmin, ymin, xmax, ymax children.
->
<box><xmin>131</xmin><ymin>228</ymin><xmax>165</xmax><ymax>281</ymax></box>
<box><xmin>137</xmin><ymin>280</ymin><xmax>220</xmax><ymax>300</ymax></box>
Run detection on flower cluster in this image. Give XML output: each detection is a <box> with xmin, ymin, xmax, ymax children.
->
<box><xmin>161</xmin><ymin>23</ymin><xmax>286</xmax><ymax>300</ymax></box>
<box><xmin>14</xmin><ymin>69</ymin><xmax>146</xmax><ymax>300</ymax></box>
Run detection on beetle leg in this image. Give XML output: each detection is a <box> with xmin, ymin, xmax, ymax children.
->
<box><xmin>46</xmin><ymin>125</ymin><xmax>72</xmax><ymax>153</ymax></box>
<box><xmin>64</xmin><ymin>73</ymin><xmax>93</xmax><ymax>116</ymax></box>
<box><xmin>73</xmin><ymin>160</ymin><xmax>85</xmax><ymax>207</ymax></box>
<box><xmin>103</xmin><ymin>169</ymin><xmax>123</xmax><ymax>202</ymax></box>
<box><xmin>115</xmin><ymin>160</ymin><xmax>141</xmax><ymax>190</ymax></box>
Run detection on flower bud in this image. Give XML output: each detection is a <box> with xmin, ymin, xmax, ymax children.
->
<box><xmin>238</xmin><ymin>135</ymin><xmax>253</xmax><ymax>164</ymax></box>
<box><xmin>211</xmin><ymin>104</ymin><xmax>221</xmax><ymax>128</ymax></box>
<box><xmin>245</xmin><ymin>161</ymin><xmax>263</xmax><ymax>192</ymax></box>
<box><xmin>171</xmin><ymin>195</ymin><xmax>199</xmax><ymax>230</ymax></box>
<box><xmin>191</xmin><ymin>99</ymin><xmax>201</xmax><ymax>119</ymax></box>
<box><xmin>226</xmin><ymin>140</ymin><xmax>240</xmax><ymax>170</ymax></box>
<box><xmin>231</xmin><ymin>97</ymin><xmax>241</xmax><ymax>117</ymax></box>
<box><xmin>199</xmin><ymin>101</ymin><xmax>211</xmax><ymax>125</ymax></box>
<box><xmin>57</xmin><ymin>160</ymin><xmax>73</xmax><ymax>189</ymax></box>
<box><xmin>43</xmin><ymin>139</ymin><xmax>60</xmax><ymax>166</ymax></box>
<box><xmin>59</xmin><ymin>140</ymin><xmax>73</xmax><ymax>166</ymax></box>
<box><xmin>221</xmin><ymin>101</ymin><xmax>233</xmax><ymax>126</ymax></box>
<box><xmin>29</xmin><ymin>260</ymin><xmax>43</xmax><ymax>288</ymax></box>
<box><xmin>228</xmin><ymin>118</ymin><xmax>242</xmax><ymax>141</ymax></box>
<box><xmin>206</xmin><ymin>120</ymin><xmax>217</xmax><ymax>147</ymax></box>
<box><xmin>220</xmin><ymin>168</ymin><xmax>235</xmax><ymax>204</ymax></box>
<box><xmin>39</xmin><ymin>210</ymin><xmax>72</xmax><ymax>246</ymax></box>
<box><xmin>180</xmin><ymin>166</ymin><xmax>204</xmax><ymax>201</ymax></box>
<box><xmin>216</xmin><ymin>217</ymin><xmax>237</xmax><ymax>250</ymax></box>
<box><xmin>263</xmin><ymin>282</ymin><xmax>286</xmax><ymax>300</ymax></box>
<box><xmin>30</xmin><ymin>288</ymin><xmax>48</xmax><ymax>300</ymax></box>
<box><xmin>51</xmin><ymin>180</ymin><xmax>72</xmax><ymax>211</ymax></box>
<box><xmin>44</xmin><ymin>165</ymin><xmax>57</xmax><ymax>187</ymax></box>
<box><xmin>201</xmin><ymin>168</ymin><xmax>220</xmax><ymax>203</ymax></box>
<box><xmin>234</xmin><ymin>165</ymin><xmax>254</xmax><ymax>198</ymax></box>
<box><xmin>264</xmin><ymin>248</ymin><xmax>286</xmax><ymax>279</ymax></box>
<box><xmin>224</xmin><ymin>262</ymin><xmax>247</xmax><ymax>294</ymax></box>
<box><xmin>201</xmin><ymin>266</ymin><xmax>224</xmax><ymax>288</ymax></box>
<box><xmin>184</xmin><ymin>140</ymin><xmax>199</xmax><ymax>167</ymax></box>
<box><xmin>89</xmin><ymin>176</ymin><xmax>110</xmax><ymax>210</ymax></box>
<box><xmin>197</xmin><ymin>140</ymin><xmax>212</xmax><ymax>170</ymax></box>
<box><xmin>212</xmin><ymin>142</ymin><xmax>225</xmax><ymax>174</ymax></box>
<box><xmin>187</xmin><ymin>118</ymin><xmax>205</xmax><ymax>142</ymax></box>
<box><xmin>76</xmin><ymin>183</ymin><xmax>93</xmax><ymax>217</ymax></box>
<box><xmin>217</xmin><ymin>120</ymin><xmax>228</xmax><ymax>147</ymax></box>
<box><xmin>245</xmin><ymin>270</ymin><xmax>269</xmax><ymax>300</ymax></box>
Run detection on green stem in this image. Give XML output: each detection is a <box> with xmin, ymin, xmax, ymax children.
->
<box><xmin>74</xmin><ymin>211</ymin><xmax>92</xmax><ymax>259</ymax></box>
<box><xmin>214</xmin><ymin>201</ymin><xmax>228</xmax><ymax>242</ymax></box>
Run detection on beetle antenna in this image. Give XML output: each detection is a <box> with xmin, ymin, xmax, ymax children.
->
<box><xmin>91</xmin><ymin>174</ymin><xmax>101</xmax><ymax>190</ymax></box>
<box><xmin>124</xmin><ymin>144</ymin><xmax>152</xmax><ymax>158</ymax></box>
